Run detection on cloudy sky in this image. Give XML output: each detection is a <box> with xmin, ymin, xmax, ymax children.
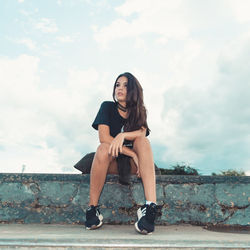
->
<box><xmin>0</xmin><ymin>0</ymin><xmax>250</xmax><ymax>175</ymax></box>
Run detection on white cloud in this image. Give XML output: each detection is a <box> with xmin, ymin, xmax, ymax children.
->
<box><xmin>19</xmin><ymin>8</ymin><xmax>38</xmax><ymax>17</ymax></box>
<box><xmin>56</xmin><ymin>35</ymin><xmax>74</xmax><ymax>43</ymax></box>
<box><xmin>0</xmin><ymin>55</ymin><xmax>113</xmax><ymax>173</ymax></box>
<box><xmin>93</xmin><ymin>0</ymin><xmax>189</xmax><ymax>49</ymax></box>
<box><xmin>158</xmin><ymin>31</ymin><xmax>250</xmax><ymax>174</ymax></box>
<box><xmin>134</xmin><ymin>37</ymin><xmax>148</xmax><ymax>51</ymax></box>
<box><xmin>227</xmin><ymin>0</ymin><xmax>250</xmax><ymax>23</ymax></box>
<box><xmin>16</xmin><ymin>38</ymin><xmax>37</xmax><ymax>50</ymax></box>
<box><xmin>34</xmin><ymin>18</ymin><xmax>58</xmax><ymax>33</ymax></box>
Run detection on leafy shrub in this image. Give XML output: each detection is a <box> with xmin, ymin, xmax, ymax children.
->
<box><xmin>212</xmin><ymin>169</ymin><xmax>245</xmax><ymax>176</ymax></box>
<box><xmin>159</xmin><ymin>164</ymin><xmax>199</xmax><ymax>175</ymax></box>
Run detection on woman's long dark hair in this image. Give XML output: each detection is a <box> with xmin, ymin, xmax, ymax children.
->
<box><xmin>112</xmin><ymin>72</ymin><xmax>151</xmax><ymax>134</ymax></box>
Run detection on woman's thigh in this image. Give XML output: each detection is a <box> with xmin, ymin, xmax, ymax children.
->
<box><xmin>107</xmin><ymin>157</ymin><xmax>137</xmax><ymax>175</ymax></box>
<box><xmin>107</xmin><ymin>158</ymin><xmax>118</xmax><ymax>174</ymax></box>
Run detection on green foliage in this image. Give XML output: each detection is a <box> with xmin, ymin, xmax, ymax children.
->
<box><xmin>212</xmin><ymin>169</ymin><xmax>246</xmax><ymax>176</ymax></box>
<box><xmin>159</xmin><ymin>164</ymin><xmax>199</xmax><ymax>175</ymax></box>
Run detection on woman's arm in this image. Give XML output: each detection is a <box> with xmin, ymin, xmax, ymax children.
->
<box><xmin>123</xmin><ymin>126</ymin><xmax>146</xmax><ymax>140</ymax></box>
<box><xmin>98</xmin><ymin>124</ymin><xmax>136</xmax><ymax>158</ymax></box>
<box><xmin>101</xmin><ymin>134</ymin><xmax>136</xmax><ymax>158</ymax></box>
<box><xmin>101</xmin><ymin>133</ymin><xmax>140</xmax><ymax>177</ymax></box>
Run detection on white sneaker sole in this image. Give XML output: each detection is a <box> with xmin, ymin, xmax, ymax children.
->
<box><xmin>134</xmin><ymin>221</ymin><xmax>152</xmax><ymax>235</ymax></box>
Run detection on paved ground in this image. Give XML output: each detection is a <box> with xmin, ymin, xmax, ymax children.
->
<box><xmin>0</xmin><ymin>223</ymin><xmax>249</xmax><ymax>249</ymax></box>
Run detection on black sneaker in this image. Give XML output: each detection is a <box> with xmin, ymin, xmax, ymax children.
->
<box><xmin>85</xmin><ymin>205</ymin><xmax>103</xmax><ymax>230</ymax></box>
<box><xmin>134</xmin><ymin>203</ymin><xmax>157</xmax><ymax>234</ymax></box>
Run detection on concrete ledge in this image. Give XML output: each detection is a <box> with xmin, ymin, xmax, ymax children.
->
<box><xmin>0</xmin><ymin>224</ymin><xmax>250</xmax><ymax>249</ymax></box>
<box><xmin>1</xmin><ymin>173</ymin><xmax>250</xmax><ymax>183</ymax></box>
<box><xmin>0</xmin><ymin>173</ymin><xmax>249</xmax><ymax>226</ymax></box>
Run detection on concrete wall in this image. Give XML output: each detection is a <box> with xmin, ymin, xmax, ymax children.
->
<box><xmin>0</xmin><ymin>173</ymin><xmax>249</xmax><ymax>226</ymax></box>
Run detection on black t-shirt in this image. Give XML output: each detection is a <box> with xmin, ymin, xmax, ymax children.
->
<box><xmin>92</xmin><ymin>101</ymin><xmax>149</xmax><ymax>145</ymax></box>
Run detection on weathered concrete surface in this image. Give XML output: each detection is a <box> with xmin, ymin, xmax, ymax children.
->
<box><xmin>0</xmin><ymin>173</ymin><xmax>249</xmax><ymax>226</ymax></box>
<box><xmin>0</xmin><ymin>224</ymin><xmax>249</xmax><ymax>249</ymax></box>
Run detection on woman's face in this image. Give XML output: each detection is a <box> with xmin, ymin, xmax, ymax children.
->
<box><xmin>115</xmin><ymin>76</ymin><xmax>127</xmax><ymax>103</ymax></box>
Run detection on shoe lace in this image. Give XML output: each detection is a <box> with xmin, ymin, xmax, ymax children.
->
<box><xmin>87</xmin><ymin>205</ymin><xmax>100</xmax><ymax>219</ymax></box>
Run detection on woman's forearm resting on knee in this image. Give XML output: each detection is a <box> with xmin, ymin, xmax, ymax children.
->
<box><xmin>123</xmin><ymin>127</ymin><xmax>146</xmax><ymax>141</ymax></box>
<box><xmin>100</xmin><ymin>135</ymin><xmax>136</xmax><ymax>158</ymax></box>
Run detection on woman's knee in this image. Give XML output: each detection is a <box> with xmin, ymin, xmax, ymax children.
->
<box><xmin>133</xmin><ymin>136</ymin><xmax>150</xmax><ymax>149</ymax></box>
<box><xmin>96</xmin><ymin>143</ymin><xmax>112</xmax><ymax>162</ymax></box>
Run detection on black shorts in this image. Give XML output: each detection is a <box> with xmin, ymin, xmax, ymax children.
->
<box><xmin>123</xmin><ymin>141</ymin><xmax>133</xmax><ymax>149</ymax></box>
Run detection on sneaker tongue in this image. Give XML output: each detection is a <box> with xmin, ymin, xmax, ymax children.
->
<box><xmin>149</xmin><ymin>203</ymin><xmax>157</xmax><ymax>209</ymax></box>
<box><xmin>87</xmin><ymin>205</ymin><xmax>96</xmax><ymax>210</ymax></box>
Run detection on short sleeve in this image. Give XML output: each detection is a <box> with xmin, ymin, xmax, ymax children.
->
<box><xmin>92</xmin><ymin>101</ymin><xmax>110</xmax><ymax>130</ymax></box>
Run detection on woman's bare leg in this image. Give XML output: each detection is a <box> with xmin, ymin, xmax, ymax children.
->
<box><xmin>89</xmin><ymin>142</ymin><xmax>142</xmax><ymax>206</ymax></box>
<box><xmin>132</xmin><ymin>136</ymin><xmax>156</xmax><ymax>203</ymax></box>
<box><xmin>89</xmin><ymin>143</ymin><xmax>118</xmax><ymax>206</ymax></box>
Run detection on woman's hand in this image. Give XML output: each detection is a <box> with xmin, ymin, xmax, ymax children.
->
<box><xmin>108</xmin><ymin>133</ymin><xmax>125</xmax><ymax>158</ymax></box>
<box><xmin>132</xmin><ymin>153</ymin><xmax>141</xmax><ymax>178</ymax></box>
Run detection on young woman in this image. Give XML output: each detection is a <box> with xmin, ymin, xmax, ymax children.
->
<box><xmin>85</xmin><ymin>72</ymin><xmax>157</xmax><ymax>234</ymax></box>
